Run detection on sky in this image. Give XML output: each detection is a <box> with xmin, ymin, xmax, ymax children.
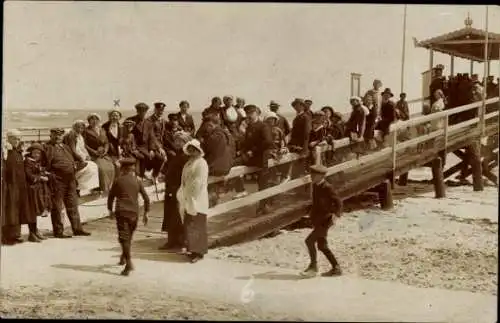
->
<box><xmin>3</xmin><ymin>2</ymin><xmax>500</xmax><ymax>114</ymax></box>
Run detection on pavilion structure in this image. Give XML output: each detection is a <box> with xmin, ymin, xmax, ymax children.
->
<box><xmin>413</xmin><ymin>11</ymin><xmax>499</xmax><ymax>187</ymax></box>
<box><xmin>413</xmin><ymin>12</ymin><xmax>500</xmax><ymax>77</ymax></box>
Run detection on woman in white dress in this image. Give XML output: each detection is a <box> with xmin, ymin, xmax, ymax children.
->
<box><xmin>176</xmin><ymin>139</ymin><xmax>209</xmax><ymax>263</ymax></box>
<box><xmin>63</xmin><ymin>120</ymin><xmax>100</xmax><ymax>196</ymax></box>
<box><xmin>430</xmin><ymin>89</ymin><xmax>446</xmax><ymax>131</ymax></box>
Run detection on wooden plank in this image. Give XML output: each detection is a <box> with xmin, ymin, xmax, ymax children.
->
<box><xmin>443</xmin><ymin>161</ymin><xmax>467</xmax><ymax>180</ymax></box>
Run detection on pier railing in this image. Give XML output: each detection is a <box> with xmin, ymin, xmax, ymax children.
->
<box><xmin>206</xmin><ymin>97</ymin><xmax>499</xmax><ymax>217</ymax></box>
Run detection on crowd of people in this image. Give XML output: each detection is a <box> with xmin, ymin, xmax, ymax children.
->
<box><xmin>2</xmin><ymin>71</ymin><xmax>498</xmax><ymax>259</ymax></box>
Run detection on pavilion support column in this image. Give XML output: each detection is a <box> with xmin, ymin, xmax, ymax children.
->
<box><xmin>429</xmin><ymin>48</ymin><xmax>434</xmax><ymax>71</ymax></box>
<box><xmin>378</xmin><ymin>180</ymin><xmax>394</xmax><ymax>210</ymax></box>
<box><xmin>466</xmin><ymin>141</ymin><xmax>484</xmax><ymax>192</ymax></box>
<box><xmin>431</xmin><ymin>157</ymin><xmax>446</xmax><ymax>198</ymax></box>
<box><xmin>450</xmin><ymin>55</ymin><xmax>455</xmax><ymax>76</ymax></box>
<box><xmin>470</xmin><ymin>61</ymin><xmax>474</xmax><ymax>75</ymax></box>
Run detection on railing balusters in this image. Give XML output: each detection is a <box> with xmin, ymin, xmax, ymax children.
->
<box><xmin>392</xmin><ymin>129</ymin><xmax>398</xmax><ymax>183</ymax></box>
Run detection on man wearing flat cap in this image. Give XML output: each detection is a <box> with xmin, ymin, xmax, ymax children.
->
<box><xmin>304</xmin><ymin>99</ymin><xmax>314</xmax><ymax>119</ymax></box>
<box><xmin>125</xmin><ymin>102</ymin><xmax>164</xmax><ymax>180</ymax></box>
<box><xmin>197</xmin><ymin>97</ymin><xmax>224</xmax><ymax>142</ymax></box>
<box><xmin>240</xmin><ymin>104</ymin><xmax>274</xmax><ymax>214</ymax></box>
<box><xmin>301</xmin><ymin>164</ymin><xmax>343</xmax><ymax>278</ymax></box>
<box><xmin>288</xmin><ymin>98</ymin><xmax>312</xmax><ymax>179</ymax></box>
<box><xmin>147</xmin><ymin>102</ymin><xmax>168</xmax><ymax>180</ymax></box>
<box><xmin>44</xmin><ymin>128</ymin><xmax>91</xmax><ymax>238</ymax></box>
<box><xmin>269</xmin><ymin>100</ymin><xmax>291</xmax><ymax>138</ymax></box>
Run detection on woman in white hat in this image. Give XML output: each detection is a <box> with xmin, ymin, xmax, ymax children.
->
<box><xmin>176</xmin><ymin>139</ymin><xmax>209</xmax><ymax>263</ymax></box>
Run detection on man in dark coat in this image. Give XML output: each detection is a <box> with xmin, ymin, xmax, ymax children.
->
<box><xmin>395</xmin><ymin>93</ymin><xmax>410</xmax><ymax>121</ymax></box>
<box><xmin>176</xmin><ymin>100</ymin><xmax>196</xmax><ymax>136</ymax></box>
<box><xmin>376</xmin><ymin>88</ymin><xmax>397</xmax><ymax>139</ymax></box>
<box><xmin>301</xmin><ymin>164</ymin><xmax>343</xmax><ymax>278</ymax></box>
<box><xmin>288</xmin><ymin>98</ymin><xmax>312</xmax><ymax>179</ymax></box>
<box><xmin>107</xmin><ymin>157</ymin><xmax>150</xmax><ymax>276</ymax></box>
<box><xmin>241</xmin><ymin>104</ymin><xmax>274</xmax><ymax>214</ymax></box>
<box><xmin>269</xmin><ymin>100</ymin><xmax>291</xmax><ymax>138</ymax></box>
<box><xmin>159</xmin><ymin>132</ymin><xmax>191</xmax><ymax>252</ymax></box>
<box><xmin>44</xmin><ymin>128</ymin><xmax>91</xmax><ymax>238</ymax></box>
<box><xmin>146</xmin><ymin>102</ymin><xmax>168</xmax><ymax>180</ymax></box>
<box><xmin>429</xmin><ymin>64</ymin><xmax>448</xmax><ymax>106</ymax></box>
<box><xmin>1</xmin><ymin>129</ymin><xmax>39</xmax><ymax>245</ymax></box>
<box><xmin>126</xmin><ymin>102</ymin><xmax>164</xmax><ymax>180</ymax></box>
<box><xmin>304</xmin><ymin>99</ymin><xmax>314</xmax><ymax>119</ymax></box>
<box><xmin>201</xmin><ymin>114</ymin><xmax>235</xmax><ymax>207</ymax></box>
<box><xmin>197</xmin><ymin>97</ymin><xmax>224</xmax><ymax>141</ymax></box>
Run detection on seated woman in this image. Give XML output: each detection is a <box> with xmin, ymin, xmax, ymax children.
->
<box><xmin>102</xmin><ymin>109</ymin><xmax>123</xmax><ymax>165</ymax></box>
<box><xmin>83</xmin><ymin>113</ymin><xmax>116</xmax><ymax>194</ymax></box>
<box><xmin>63</xmin><ymin>120</ymin><xmax>100</xmax><ymax>196</ymax></box>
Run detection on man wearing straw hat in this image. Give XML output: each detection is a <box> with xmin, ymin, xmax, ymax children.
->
<box><xmin>269</xmin><ymin>100</ymin><xmax>291</xmax><ymax>138</ymax></box>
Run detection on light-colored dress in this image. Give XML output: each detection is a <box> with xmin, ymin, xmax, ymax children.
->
<box><xmin>430</xmin><ymin>98</ymin><xmax>445</xmax><ymax>131</ymax></box>
<box><xmin>74</xmin><ymin>133</ymin><xmax>99</xmax><ymax>195</ymax></box>
<box><xmin>177</xmin><ymin>156</ymin><xmax>209</xmax><ymax>218</ymax></box>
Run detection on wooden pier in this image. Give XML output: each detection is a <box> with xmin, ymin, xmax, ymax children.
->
<box><xmin>76</xmin><ymin>97</ymin><xmax>499</xmax><ymax>249</ymax></box>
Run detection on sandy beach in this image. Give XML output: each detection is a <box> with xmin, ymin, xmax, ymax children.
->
<box><xmin>1</xmin><ymin>167</ymin><xmax>497</xmax><ymax>320</ymax></box>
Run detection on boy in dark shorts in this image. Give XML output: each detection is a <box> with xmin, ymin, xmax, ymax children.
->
<box><xmin>107</xmin><ymin>158</ymin><xmax>150</xmax><ymax>276</ymax></box>
<box><xmin>301</xmin><ymin>164</ymin><xmax>343</xmax><ymax>278</ymax></box>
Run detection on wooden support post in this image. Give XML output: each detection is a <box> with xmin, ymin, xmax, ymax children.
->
<box><xmin>431</xmin><ymin>157</ymin><xmax>446</xmax><ymax>198</ymax></box>
<box><xmin>378</xmin><ymin>180</ymin><xmax>394</xmax><ymax>210</ymax></box>
<box><xmin>450</xmin><ymin>55</ymin><xmax>455</xmax><ymax>76</ymax></box>
<box><xmin>466</xmin><ymin>141</ymin><xmax>484</xmax><ymax>191</ymax></box>
<box><xmin>398</xmin><ymin>173</ymin><xmax>408</xmax><ymax>186</ymax></box>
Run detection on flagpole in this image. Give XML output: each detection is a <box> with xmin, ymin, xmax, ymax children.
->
<box><xmin>400</xmin><ymin>4</ymin><xmax>408</xmax><ymax>95</ymax></box>
<box><xmin>481</xmin><ymin>5</ymin><xmax>489</xmax><ymax>137</ymax></box>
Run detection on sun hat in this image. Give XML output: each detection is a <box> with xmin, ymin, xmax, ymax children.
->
<box><xmin>182</xmin><ymin>139</ymin><xmax>204</xmax><ymax>157</ymax></box>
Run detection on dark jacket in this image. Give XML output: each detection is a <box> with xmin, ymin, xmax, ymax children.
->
<box><xmin>107</xmin><ymin>172</ymin><xmax>150</xmax><ymax>215</ymax></box>
<box><xmin>176</xmin><ymin>112</ymin><xmax>196</xmax><ymax>135</ymax></box>
<box><xmin>429</xmin><ymin>76</ymin><xmax>448</xmax><ymax>105</ymax></box>
<box><xmin>125</xmin><ymin>115</ymin><xmax>159</xmax><ymax>155</ymax></box>
<box><xmin>164</xmin><ymin>153</ymin><xmax>189</xmax><ymax>194</ymax></box>
<box><xmin>288</xmin><ymin>112</ymin><xmax>312</xmax><ymax>154</ymax></box>
<box><xmin>2</xmin><ymin>147</ymin><xmax>34</xmax><ymax>226</ymax></box>
<box><xmin>83</xmin><ymin>127</ymin><xmax>110</xmax><ymax>160</ymax></box>
<box><xmin>310</xmin><ymin>180</ymin><xmax>342</xmax><ymax>227</ymax></box>
<box><xmin>147</xmin><ymin>114</ymin><xmax>167</xmax><ymax>146</ymax></box>
<box><xmin>43</xmin><ymin>141</ymin><xmax>84</xmax><ymax>178</ymax></box>
<box><xmin>202</xmin><ymin>125</ymin><xmax>234</xmax><ymax>177</ymax></box>
<box><xmin>241</xmin><ymin>120</ymin><xmax>273</xmax><ymax>168</ymax></box>
<box><xmin>345</xmin><ymin>107</ymin><xmax>366</xmax><ymax>139</ymax></box>
<box><xmin>395</xmin><ymin>100</ymin><xmax>410</xmax><ymax>121</ymax></box>
<box><xmin>101</xmin><ymin>121</ymin><xmax>123</xmax><ymax>159</ymax></box>
<box><xmin>276</xmin><ymin>113</ymin><xmax>291</xmax><ymax>137</ymax></box>
<box><xmin>377</xmin><ymin>101</ymin><xmax>397</xmax><ymax>136</ymax></box>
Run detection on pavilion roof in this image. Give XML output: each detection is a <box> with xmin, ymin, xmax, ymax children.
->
<box><xmin>413</xmin><ymin>14</ymin><xmax>500</xmax><ymax>62</ymax></box>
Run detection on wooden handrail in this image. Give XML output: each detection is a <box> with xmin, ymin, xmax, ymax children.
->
<box><xmin>206</xmin><ymin>104</ymin><xmax>499</xmax><ymax>217</ymax></box>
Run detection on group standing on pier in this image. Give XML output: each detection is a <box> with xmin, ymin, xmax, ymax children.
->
<box><xmin>2</xmin><ymin>71</ymin><xmax>498</xmax><ymax>276</ymax></box>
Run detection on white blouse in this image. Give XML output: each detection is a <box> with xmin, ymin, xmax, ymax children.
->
<box><xmin>75</xmin><ymin>133</ymin><xmax>90</xmax><ymax>161</ymax></box>
<box><xmin>177</xmin><ymin>156</ymin><xmax>209</xmax><ymax>217</ymax></box>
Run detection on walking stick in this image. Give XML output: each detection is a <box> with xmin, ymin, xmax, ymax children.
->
<box><xmin>154</xmin><ymin>156</ymin><xmax>167</xmax><ymax>200</ymax></box>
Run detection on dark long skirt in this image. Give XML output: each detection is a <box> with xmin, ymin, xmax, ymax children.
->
<box><xmin>28</xmin><ymin>182</ymin><xmax>52</xmax><ymax>216</ymax></box>
<box><xmin>162</xmin><ymin>193</ymin><xmax>185</xmax><ymax>247</ymax></box>
<box><xmin>183</xmin><ymin>213</ymin><xmax>208</xmax><ymax>255</ymax></box>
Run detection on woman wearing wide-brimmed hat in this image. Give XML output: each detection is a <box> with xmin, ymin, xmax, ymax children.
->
<box><xmin>176</xmin><ymin>139</ymin><xmax>209</xmax><ymax>263</ymax></box>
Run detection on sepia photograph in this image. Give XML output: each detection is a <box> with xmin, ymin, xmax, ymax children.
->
<box><xmin>1</xmin><ymin>1</ymin><xmax>499</xmax><ymax>321</ymax></box>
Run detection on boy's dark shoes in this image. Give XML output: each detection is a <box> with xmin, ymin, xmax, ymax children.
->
<box><xmin>74</xmin><ymin>230</ymin><xmax>91</xmax><ymax>236</ymax></box>
<box><xmin>28</xmin><ymin>233</ymin><xmax>41</xmax><ymax>243</ymax></box>
<box><xmin>300</xmin><ymin>264</ymin><xmax>318</xmax><ymax>278</ymax></box>
<box><xmin>54</xmin><ymin>233</ymin><xmax>72</xmax><ymax>239</ymax></box>
<box><xmin>321</xmin><ymin>266</ymin><xmax>343</xmax><ymax>277</ymax></box>
<box><xmin>35</xmin><ymin>231</ymin><xmax>47</xmax><ymax>240</ymax></box>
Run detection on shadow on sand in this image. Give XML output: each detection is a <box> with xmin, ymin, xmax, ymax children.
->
<box><xmin>97</xmin><ymin>238</ymin><xmax>190</xmax><ymax>263</ymax></box>
<box><xmin>235</xmin><ymin>271</ymin><xmax>311</xmax><ymax>281</ymax></box>
<box><xmin>52</xmin><ymin>263</ymin><xmax>122</xmax><ymax>276</ymax></box>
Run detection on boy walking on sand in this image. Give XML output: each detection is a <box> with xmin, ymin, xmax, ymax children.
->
<box><xmin>107</xmin><ymin>158</ymin><xmax>150</xmax><ymax>276</ymax></box>
<box><xmin>301</xmin><ymin>164</ymin><xmax>343</xmax><ymax>277</ymax></box>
